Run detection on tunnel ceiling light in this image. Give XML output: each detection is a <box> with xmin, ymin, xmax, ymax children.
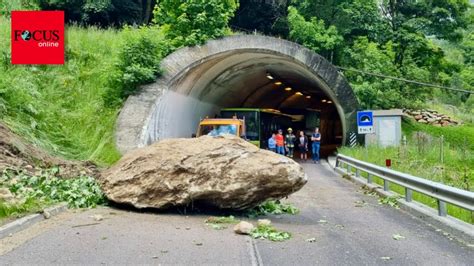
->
<box><xmin>327</xmin><ymin>100</ymin><xmax>333</xmax><ymax>104</ymax></box>
<box><xmin>274</xmin><ymin>81</ymin><xmax>282</xmax><ymax>85</ymax></box>
<box><xmin>295</xmin><ymin>92</ymin><xmax>303</xmax><ymax>96</ymax></box>
<box><xmin>306</xmin><ymin>95</ymin><xmax>311</xmax><ymax>99</ymax></box>
<box><xmin>266</xmin><ymin>73</ymin><xmax>274</xmax><ymax>80</ymax></box>
<box><xmin>285</xmin><ymin>87</ymin><xmax>292</xmax><ymax>91</ymax></box>
<box><xmin>322</xmin><ymin>99</ymin><xmax>327</xmax><ymax>102</ymax></box>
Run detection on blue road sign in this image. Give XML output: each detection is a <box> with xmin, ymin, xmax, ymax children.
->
<box><xmin>357</xmin><ymin>111</ymin><xmax>373</xmax><ymax>127</ymax></box>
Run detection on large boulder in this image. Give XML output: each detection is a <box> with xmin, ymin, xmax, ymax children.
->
<box><xmin>101</xmin><ymin>135</ymin><xmax>307</xmax><ymax>210</ymax></box>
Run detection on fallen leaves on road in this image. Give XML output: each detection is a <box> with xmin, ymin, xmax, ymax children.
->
<box><xmin>193</xmin><ymin>241</ymin><xmax>203</xmax><ymax>246</ymax></box>
<box><xmin>250</xmin><ymin>224</ymin><xmax>291</xmax><ymax>242</ymax></box>
<box><xmin>318</xmin><ymin>219</ymin><xmax>328</xmax><ymax>224</ymax></box>
<box><xmin>205</xmin><ymin>215</ymin><xmax>239</xmax><ymax>230</ymax></box>
<box><xmin>380</xmin><ymin>256</ymin><xmax>392</xmax><ymax>261</ymax></box>
<box><xmin>306</xmin><ymin>237</ymin><xmax>316</xmax><ymax>243</ymax></box>
<box><xmin>379</xmin><ymin>197</ymin><xmax>400</xmax><ymax>209</ymax></box>
<box><xmin>354</xmin><ymin>200</ymin><xmax>367</xmax><ymax>207</ymax></box>
<box><xmin>334</xmin><ymin>224</ymin><xmax>344</xmax><ymax>230</ymax></box>
<box><xmin>392</xmin><ymin>234</ymin><xmax>405</xmax><ymax>240</ymax></box>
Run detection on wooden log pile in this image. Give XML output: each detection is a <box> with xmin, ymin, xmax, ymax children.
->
<box><xmin>403</xmin><ymin>109</ymin><xmax>460</xmax><ymax>127</ymax></box>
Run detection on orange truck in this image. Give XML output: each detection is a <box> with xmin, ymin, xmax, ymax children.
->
<box><xmin>196</xmin><ymin>117</ymin><xmax>246</xmax><ymax>138</ymax></box>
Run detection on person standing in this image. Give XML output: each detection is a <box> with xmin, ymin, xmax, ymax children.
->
<box><xmin>311</xmin><ymin>127</ymin><xmax>321</xmax><ymax>163</ymax></box>
<box><xmin>275</xmin><ymin>129</ymin><xmax>285</xmax><ymax>155</ymax></box>
<box><xmin>298</xmin><ymin>130</ymin><xmax>308</xmax><ymax>161</ymax></box>
<box><xmin>268</xmin><ymin>133</ymin><xmax>277</xmax><ymax>153</ymax></box>
<box><xmin>285</xmin><ymin>128</ymin><xmax>296</xmax><ymax>158</ymax></box>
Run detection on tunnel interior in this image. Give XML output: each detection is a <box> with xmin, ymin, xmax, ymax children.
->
<box><xmin>145</xmin><ymin>51</ymin><xmax>344</xmax><ymax>157</ymax></box>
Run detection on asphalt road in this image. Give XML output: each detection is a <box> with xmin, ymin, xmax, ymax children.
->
<box><xmin>1</xmin><ymin>161</ymin><xmax>473</xmax><ymax>265</ymax></box>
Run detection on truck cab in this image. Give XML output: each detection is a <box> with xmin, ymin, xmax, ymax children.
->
<box><xmin>196</xmin><ymin>118</ymin><xmax>246</xmax><ymax>138</ymax></box>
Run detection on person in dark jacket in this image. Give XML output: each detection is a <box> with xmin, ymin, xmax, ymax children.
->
<box><xmin>298</xmin><ymin>130</ymin><xmax>308</xmax><ymax>160</ymax></box>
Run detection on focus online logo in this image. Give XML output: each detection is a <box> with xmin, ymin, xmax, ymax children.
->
<box><xmin>13</xmin><ymin>29</ymin><xmax>61</xmax><ymax>46</ymax></box>
<box><xmin>11</xmin><ymin>11</ymin><xmax>64</xmax><ymax>64</ymax></box>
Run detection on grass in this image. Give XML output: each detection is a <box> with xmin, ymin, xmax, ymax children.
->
<box><xmin>0</xmin><ymin>15</ymin><xmax>167</xmax><ymax>166</ymax></box>
<box><xmin>0</xmin><ymin>197</ymin><xmax>47</xmax><ymax>220</ymax></box>
<box><xmin>339</xmin><ymin>119</ymin><xmax>474</xmax><ymax>223</ymax></box>
<box><xmin>0</xmin><ymin>16</ymin><xmax>124</xmax><ymax>165</ymax></box>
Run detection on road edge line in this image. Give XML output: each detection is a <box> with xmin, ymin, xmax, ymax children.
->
<box><xmin>0</xmin><ymin>203</ymin><xmax>68</xmax><ymax>239</ymax></box>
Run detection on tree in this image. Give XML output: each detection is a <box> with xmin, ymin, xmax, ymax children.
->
<box><xmin>153</xmin><ymin>0</ymin><xmax>239</xmax><ymax>48</ymax></box>
<box><xmin>287</xmin><ymin>6</ymin><xmax>342</xmax><ymax>59</ymax></box>
<box><xmin>343</xmin><ymin>37</ymin><xmax>432</xmax><ymax>109</ymax></box>
<box><xmin>37</xmin><ymin>0</ymin><xmax>148</xmax><ymax>26</ymax></box>
<box><xmin>230</xmin><ymin>0</ymin><xmax>289</xmax><ymax>37</ymax></box>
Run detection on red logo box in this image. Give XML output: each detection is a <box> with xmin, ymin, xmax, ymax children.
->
<box><xmin>11</xmin><ymin>11</ymin><xmax>64</xmax><ymax>65</ymax></box>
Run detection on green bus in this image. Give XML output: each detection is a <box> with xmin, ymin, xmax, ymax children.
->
<box><xmin>220</xmin><ymin>108</ymin><xmax>292</xmax><ymax>148</ymax></box>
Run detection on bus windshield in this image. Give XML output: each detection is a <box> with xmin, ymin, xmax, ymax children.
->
<box><xmin>200</xmin><ymin>124</ymin><xmax>238</xmax><ymax>137</ymax></box>
<box><xmin>220</xmin><ymin>111</ymin><xmax>258</xmax><ymax>141</ymax></box>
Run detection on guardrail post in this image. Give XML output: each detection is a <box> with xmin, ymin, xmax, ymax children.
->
<box><xmin>335</xmin><ymin>158</ymin><xmax>339</xmax><ymax>168</ymax></box>
<box><xmin>438</xmin><ymin>200</ymin><xmax>447</xmax><ymax>217</ymax></box>
<box><xmin>405</xmin><ymin>188</ymin><xmax>412</xmax><ymax>202</ymax></box>
<box><xmin>346</xmin><ymin>164</ymin><xmax>351</xmax><ymax>174</ymax></box>
<box><xmin>367</xmin><ymin>173</ymin><xmax>372</xmax><ymax>184</ymax></box>
<box><xmin>355</xmin><ymin>169</ymin><xmax>360</xmax><ymax>178</ymax></box>
<box><xmin>383</xmin><ymin>180</ymin><xmax>389</xmax><ymax>191</ymax></box>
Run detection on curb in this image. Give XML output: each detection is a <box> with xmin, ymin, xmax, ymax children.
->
<box><xmin>0</xmin><ymin>203</ymin><xmax>68</xmax><ymax>239</ymax></box>
<box><xmin>333</xmin><ymin>166</ymin><xmax>474</xmax><ymax>245</ymax></box>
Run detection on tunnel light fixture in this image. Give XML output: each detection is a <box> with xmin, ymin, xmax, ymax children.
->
<box><xmin>274</xmin><ymin>81</ymin><xmax>282</xmax><ymax>85</ymax></box>
<box><xmin>306</xmin><ymin>95</ymin><xmax>311</xmax><ymax>99</ymax></box>
<box><xmin>285</xmin><ymin>87</ymin><xmax>292</xmax><ymax>91</ymax></box>
<box><xmin>266</xmin><ymin>73</ymin><xmax>274</xmax><ymax>80</ymax></box>
<box><xmin>322</xmin><ymin>99</ymin><xmax>327</xmax><ymax>102</ymax></box>
<box><xmin>327</xmin><ymin>100</ymin><xmax>333</xmax><ymax>104</ymax></box>
<box><xmin>295</xmin><ymin>92</ymin><xmax>303</xmax><ymax>96</ymax></box>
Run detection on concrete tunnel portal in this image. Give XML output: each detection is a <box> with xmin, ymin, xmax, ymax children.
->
<box><xmin>116</xmin><ymin>35</ymin><xmax>359</xmax><ymax>157</ymax></box>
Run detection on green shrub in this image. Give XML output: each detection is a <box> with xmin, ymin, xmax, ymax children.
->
<box><xmin>246</xmin><ymin>200</ymin><xmax>299</xmax><ymax>217</ymax></box>
<box><xmin>153</xmin><ymin>0</ymin><xmax>238</xmax><ymax>48</ymax></box>
<box><xmin>3</xmin><ymin>168</ymin><xmax>106</xmax><ymax>209</ymax></box>
<box><xmin>103</xmin><ymin>26</ymin><xmax>166</xmax><ymax>107</ymax></box>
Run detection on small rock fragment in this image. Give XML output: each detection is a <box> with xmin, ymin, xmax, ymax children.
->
<box><xmin>306</xmin><ymin>238</ymin><xmax>316</xmax><ymax>243</ymax></box>
<box><xmin>233</xmin><ymin>221</ymin><xmax>254</xmax><ymax>235</ymax></box>
<box><xmin>42</xmin><ymin>211</ymin><xmax>51</xmax><ymax>219</ymax></box>
<box><xmin>380</xmin><ymin>257</ymin><xmax>392</xmax><ymax>261</ymax></box>
<box><xmin>257</xmin><ymin>219</ymin><xmax>271</xmax><ymax>226</ymax></box>
<box><xmin>92</xmin><ymin>215</ymin><xmax>104</xmax><ymax>221</ymax></box>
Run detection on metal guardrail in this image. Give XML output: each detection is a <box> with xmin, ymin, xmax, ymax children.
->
<box><xmin>335</xmin><ymin>154</ymin><xmax>474</xmax><ymax>217</ymax></box>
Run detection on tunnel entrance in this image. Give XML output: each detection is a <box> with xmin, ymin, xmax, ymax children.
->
<box><xmin>116</xmin><ymin>35</ymin><xmax>359</xmax><ymax>156</ymax></box>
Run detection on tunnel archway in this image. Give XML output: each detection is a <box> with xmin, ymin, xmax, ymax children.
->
<box><xmin>116</xmin><ymin>35</ymin><xmax>359</xmax><ymax>155</ymax></box>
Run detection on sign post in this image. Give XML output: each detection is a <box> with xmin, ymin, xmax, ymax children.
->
<box><xmin>357</xmin><ymin>111</ymin><xmax>374</xmax><ymax>134</ymax></box>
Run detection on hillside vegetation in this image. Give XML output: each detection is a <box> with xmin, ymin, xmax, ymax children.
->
<box><xmin>339</xmin><ymin>118</ymin><xmax>474</xmax><ymax>223</ymax></box>
<box><xmin>0</xmin><ymin>17</ymin><xmax>168</xmax><ymax>165</ymax></box>
<box><xmin>1</xmin><ymin>17</ymin><xmax>120</xmax><ymax>165</ymax></box>
<box><xmin>0</xmin><ymin>0</ymin><xmax>472</xmax><ymax>168</ymax></box>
